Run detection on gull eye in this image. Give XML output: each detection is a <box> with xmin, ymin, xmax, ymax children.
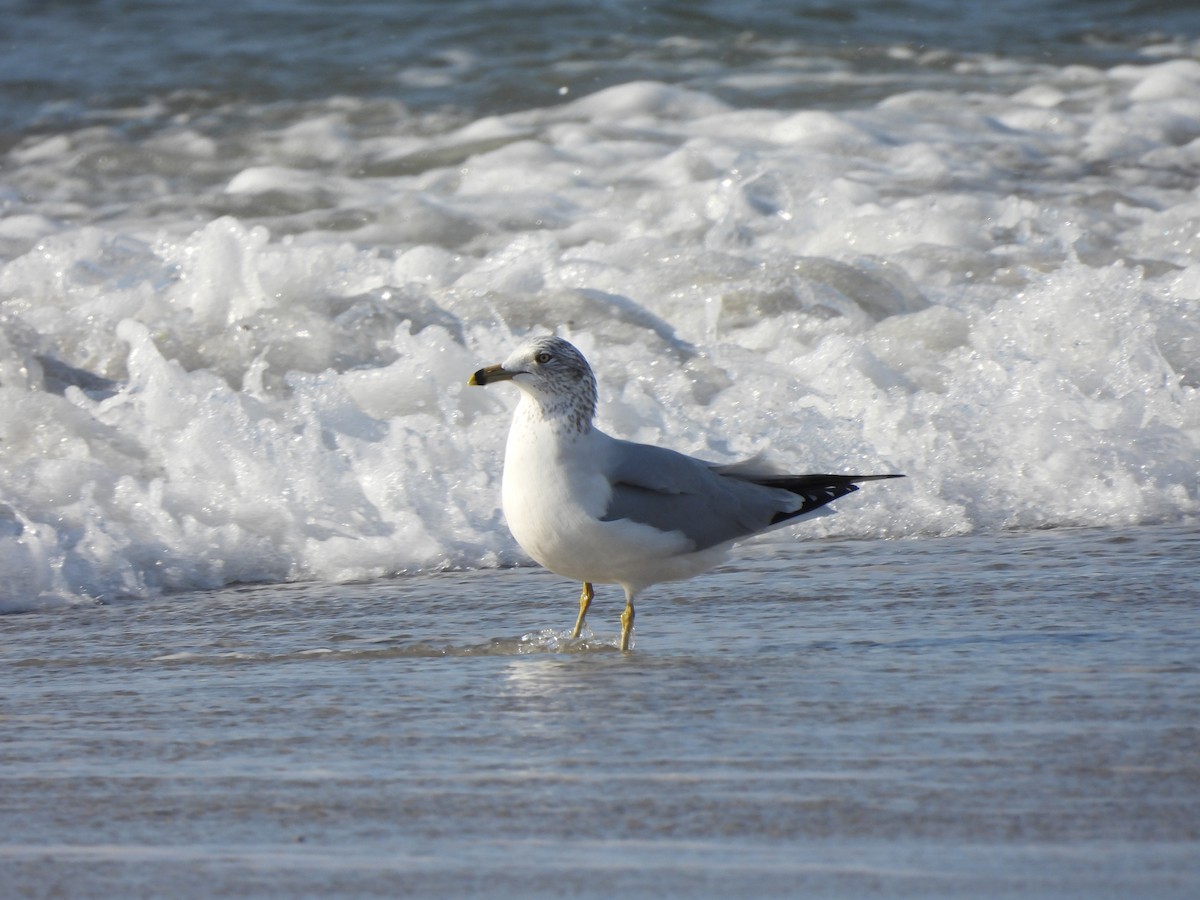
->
<box><xmin>535</xmin><ymin>351</ymin><xmax>552</xmax><ymax>365</ymax></box>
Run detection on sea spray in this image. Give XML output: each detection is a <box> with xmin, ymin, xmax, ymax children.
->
<box><xmin>3</xmin><ymin>60</ymin><xmax>1199</xmax><ymax>610</ymax></box>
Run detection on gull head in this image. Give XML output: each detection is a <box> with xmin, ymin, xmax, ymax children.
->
<box><xmin>469</xmin><ymin>336</ymin><xmax>598</xmax><ymax>430</ymax></box>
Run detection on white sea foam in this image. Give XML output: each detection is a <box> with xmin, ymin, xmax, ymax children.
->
<box><xmin>2</xmin><ymin>58</ymin><xmax>1199</xmax><ymax>610</ymax></box>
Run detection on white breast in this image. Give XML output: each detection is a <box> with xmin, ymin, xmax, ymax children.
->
<box><xmin>500</xmin><ymin>399</ymin><xmax>700</xmax><ymax>588</ymax></box>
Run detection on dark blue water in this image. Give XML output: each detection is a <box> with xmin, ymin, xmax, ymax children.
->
<box><xmin>4</xmin><ymin>0</ymin><xmax>1200</xmax><ymax>134</ymax></box>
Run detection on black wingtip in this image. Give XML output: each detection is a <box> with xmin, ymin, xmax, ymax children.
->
<box><xmin>764</xmin><ymin>472</ymin><xmax>903</xmax><ymax>525</ymax></box>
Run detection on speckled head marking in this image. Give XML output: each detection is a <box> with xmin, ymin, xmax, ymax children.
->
<box><xmin>469</xmin><ymin>336</ymin><xmax>598</xmax><ymax>433</ymax></box>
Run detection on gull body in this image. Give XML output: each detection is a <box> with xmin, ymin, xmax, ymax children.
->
<box><xmin>469</xmin><ymin>336</ymin><xmax>902</xmax><ymax>649</ymax></box>
<box><xmin>498</xmin><ymin>386</ymin><xmax>730</xmax><ymax>593</ymax></box>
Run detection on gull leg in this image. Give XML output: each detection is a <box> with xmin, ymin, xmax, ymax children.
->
<box><xmin>570</xmin><ymin>582</ymin><xmax>594</xmax><ymax>638</ymax></box>
<box><xmin>619</xmin><ymin>594</ymin><xmax>635</xmax><ymax>651</ymax></box>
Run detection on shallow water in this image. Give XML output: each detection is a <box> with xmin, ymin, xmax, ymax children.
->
<box><xmin>3</xmin><ymin>3</ymin><xmax>1200</xmax><ymax>893</ymax></box>
<box><xmin>4</xmin><ymin>524</ymin><xmax>1198</xmax><ymax>898</ymax></box>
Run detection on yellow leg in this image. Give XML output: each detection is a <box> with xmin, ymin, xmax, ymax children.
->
<box><xmin>619</xmin><ymin>597</ymin><xmax>635</xmax><ymax>651</ymax></box>
<box><xmin>570</xmin><ymin>582</ymin><xmax>594</xmax><ymax>638</ymax></box>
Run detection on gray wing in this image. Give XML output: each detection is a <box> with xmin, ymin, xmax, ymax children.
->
<box><xmin>599</xmin><ymin>439</ymin><xmax>795</xmax><ymax>551</ymax></box>
<box><xmin>599</xmin><ymin>437</ymin><xmax>904</xmax><ymax>551</ymax></box>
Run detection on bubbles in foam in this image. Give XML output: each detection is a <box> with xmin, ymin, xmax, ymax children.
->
<box><xmin>2</xmin><ymin>55</ymin><xmax>1199</xmax><ymax>611</ymax></box>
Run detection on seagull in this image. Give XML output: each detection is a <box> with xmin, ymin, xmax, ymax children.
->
<box><xmin>468</xmin><ymin>336</ymin><xmax>902</xmax><ymax>650</ymax></box>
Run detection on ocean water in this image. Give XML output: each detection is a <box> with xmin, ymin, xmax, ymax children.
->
<box><xmin>3</xmin><ymin>527</ymin><xmax>1199</xmax><ymax>898</ymax></box>
<box><xmin>2</xmin><ymin>0</ymin><xmax>1199</xmax><ymax>895</ymax></box>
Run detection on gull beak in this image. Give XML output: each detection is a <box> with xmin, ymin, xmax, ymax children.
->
<box><xmin>468</xmin><ymin>363</ymin><xmax>516</xmax><ymax>386</ymax></box>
